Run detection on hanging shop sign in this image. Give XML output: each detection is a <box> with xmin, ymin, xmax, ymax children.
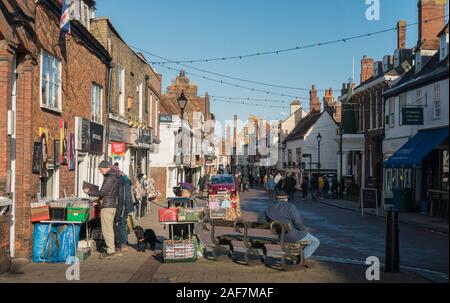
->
<box><xmin>159</xmin><ymin>114</ymin><xmax>173</xmax><ymax>123</ymax></box>
<box><xmin>90</xmin><ymin>122</ymin><xmax>104</xmax><ymax>154</ymax></box>
<box><xmin>111</xmin><ymin>142</ymin><xmax>126</xmax><ymax>158</ymax></box>
<box><xmin>109</xmin><ymin>121</ymin><xmax>131</xmax><ymax>144</ymax></box>
<box><xmin>75</xmin><ymin>117</ymin><xmax>91</xmax><ymax>152</ymax></box>
<box><xmin>402</xmin><ymin>107</ymin><xmax>424</xmax><ymax>125</ymax></box>
<box><xmin>137</xmin><ymin>128</ymin><xmax>154</xmax><ymax>150</ymax></box>
<box><xmin>59</xmin><ymin>118</ymin><xmax>69</xmax><ymax>165</ymax></box>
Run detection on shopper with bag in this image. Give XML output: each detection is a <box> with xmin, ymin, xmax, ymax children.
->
<box><xmin>84</xmin><ymin>161</ymin><xmax>120</xmax><ymax>260</ymax></box>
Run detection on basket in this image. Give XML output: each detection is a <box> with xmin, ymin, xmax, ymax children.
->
<box><xmin>67</xmin><ymin>205</ymin><xmax>90</xmax><ymax>222</ymax></box>
<box><xmin>163</xmin><ymin>239</ymin><xmax>198</xmax><ymax>263</ymax></box>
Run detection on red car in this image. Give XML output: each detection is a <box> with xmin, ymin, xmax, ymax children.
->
<box><xmin>208</xmin><ymin>174</ymin><xmax>238</xmax><ymax>198</ymax></box>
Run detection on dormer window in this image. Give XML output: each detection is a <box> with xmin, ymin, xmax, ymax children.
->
<box><xmin>68</xmin><ymin>0</ymin><xmax>93</xmax><ymax>31</ymax></box>
<box><xmin>440</xmin><ymin>32</ymin><xmax>449</xmax><ymax>61</ymax></box>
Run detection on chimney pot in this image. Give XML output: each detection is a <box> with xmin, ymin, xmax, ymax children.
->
<box><xmin>397</xmin><ymin>20</ymin><xmax>407</xmax><ymax>49</ymax></box>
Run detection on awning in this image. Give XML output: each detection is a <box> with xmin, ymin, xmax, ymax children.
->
<box><xmin>385</xmin><ymin>127</ymin><xmax>449</xmax><ymax>168</ymax></box>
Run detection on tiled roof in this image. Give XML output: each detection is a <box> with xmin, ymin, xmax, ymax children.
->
<box><xmin>284</xmin><ymin>112</ymin><xmax>324</xmax><ymax>143</ymax></box>
<box><xmin>383</xmin><ymin>53</ymin><xmax>449</xmax><ymax>98</ymax></box>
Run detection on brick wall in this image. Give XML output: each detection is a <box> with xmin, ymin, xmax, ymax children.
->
<box><xmin>10</xmin><ymin>3</ymin><xmax>109</xmax><ymax>258</ymax></box>
<box><xmin>149</xmin><ymin>167</ymin><xmax>167</xmax><ymax>201</ymax></box>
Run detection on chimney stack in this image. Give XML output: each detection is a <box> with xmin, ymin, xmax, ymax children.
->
<box><xmin>290</xmin><ymin>100</ymin><xmax>301</xmax><ymax>115</ymax></box>
<box><xmin>418</xmin><ymin>0</ymin><xmax>446</xmax><ymax>50</ymax></box>
<box><xmin>324</xmin><ymin>88</ymin><xmax>335</xmax><ymax>116</ymax></box>
<box><xmin>309</xmin><ymin>85</ymin><xmax>321</xmax><ymax>113</ymax></box>
<box><xmin>360</xmin><ymin>56</ymin><xmax>375</xmax><ymax>83</ymax></box>
<box><xmin>397</xmin><ymin>20</ymin><xmax>407</xmax><ymax>49</ymax></box>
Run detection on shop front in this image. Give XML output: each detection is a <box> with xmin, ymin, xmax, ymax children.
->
<box><xmin>384</xmin><ymin>127</ymin><xmax>449</xmax><ymax>217</ymax></box>
<box><xmin>130</xmin><ymin>127</ymin><xmax>154</xmax><ymax>180</ymax></box>
<box><xmin>108</xmin><ymin>119</ymin><xmax>132</xmax><ymax>178</ymax></box>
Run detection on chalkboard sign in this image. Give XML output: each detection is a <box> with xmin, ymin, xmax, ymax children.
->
<box><xmin>361</xmin><ymin>188</ymin><xmax>378</xmax><ymax>216</ymax></box>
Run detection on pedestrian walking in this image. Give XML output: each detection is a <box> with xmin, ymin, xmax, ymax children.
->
<box><xmin>198</xmin><ymin>176</ymin><xmax>206</xmax><ymax>196</ymax></box>
<box><xmin>267</xmin><ymin>175</ymin><xmax>276</xmax><ymax>198</ymax></box>
<box><xmin>301</xmin><ymin>178</ymin><xmax>309</xmax><ymax>200</ymax></box>
<box><xmin>263</xmin><ymin>174</ymin><xmax>269</xmax><ymax>193</ymax></box>
<box><xmin>84</xmin><ymin>161</ymin><xmax>120</xmax><ymax>259</ymax></box>
<box><xmin>331</xmin><ymin>177</ymin><xmax>339</xmax><ymax>199</ymax></box>
<box><xmin>323</xmin><ymin>177</ymin><xmax>330</xmax><ymax>199</ymax></box>
<box><xmin>318</xmin><ymin>175</ymin><xmax>325</xmax><ymax>199</ymax></box>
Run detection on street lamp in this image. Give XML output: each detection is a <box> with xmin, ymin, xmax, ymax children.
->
<box><xmin>178</xmin><ymin>90</ymin><xmax>188</xmax><ymax>182</ymax></box>
<box><xmin>317</xmin><ymin>133</ymin><xmax>322</xmax><ymax>177</ymax></box>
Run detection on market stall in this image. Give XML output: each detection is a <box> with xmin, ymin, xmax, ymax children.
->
<box><xmin>31</xmin><ymin>197</ymin><xmax>99</xmax><ymax>263</ymax></box>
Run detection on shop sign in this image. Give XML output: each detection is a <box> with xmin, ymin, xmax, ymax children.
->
<box><xmin>138</xmin><ymin>128</ymin><xmax>153</xmax><ymax>145</ymax></box>
<box><xmin>402</xmin><ymin>107</ymin><xmax>424</xmax><ymax>125</ymax></box>
<box><xmin>75</xmin><ymin>117</ymin><xmax>91</xmax><ymax>152</ymax></box>
<box><xmin>110</xmin><ymin>122</ymin><xmax>130</xmax><ymax>144</ymax></box>
<box><xmin>205</xmin><ymin>155</ymin><xmax>213</xmax><ymax>164</ymax></box>
<box><xmin>54</xmin><ymin>140</ymin><xmax>60</xmax><ymax>168</ymax></box>
<box><xmin>111</xmin><ymin>142</ymin><xmax>126</xmax><ymax>157</ymax></box>
<box><xmin>159</xmin><ymin>114</ymin><xmax>173</xmax><ymax>123</ymax></box>
<box><xmin>68</xmin><ymin>133</ymin><xmax>76</xmax><ymax>171</ymax></box>
<box><xmin>90</xmin><ymin>122</ymin><xmax>104</xmax><ymax>154</ymax></box>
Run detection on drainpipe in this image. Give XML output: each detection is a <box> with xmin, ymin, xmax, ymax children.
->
<box><xmin>105</xmin><ymin>62</ymin><xmax>113</xmax><ymax>161</ymax></box>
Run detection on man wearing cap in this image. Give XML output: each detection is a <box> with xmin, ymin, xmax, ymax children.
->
<box><xmin>260</xmin><ymin>192</ymin><xmax>320</xmax><ymax>261</ymax></box>
<box><xmin>84</xmin><ymin>160</ymin><xmax>120</xmax><ymax>259</ymax></box>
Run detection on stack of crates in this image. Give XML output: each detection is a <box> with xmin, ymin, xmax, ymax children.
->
<box><xmin>49</xmin><ymin>201</ymin><xmax>68</xmax><ymax>221</ymax></box>
<box><xmin>163</xmin><ymin>239</ymin><xmax>198</xmax><ymax>263</ymax></box>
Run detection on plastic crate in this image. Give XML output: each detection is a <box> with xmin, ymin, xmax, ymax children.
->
<box><xmin>67</xmin><ymin>206</ymin><xmax>89</xmax><ymax>222</ymax></box>
<box><xmin>31</xmin><ymin>203</ymin><xmax>50</xmax><ymax>223</ymax></box>
<box><xmin>163</xmin><ymin>239</ymin><xmax>198</xmax><ymax>263</ymax></box>
<box><xmin>159</xmin><ymin>208</ymin><xmax>178</xmax><ymax>222</ymax></box>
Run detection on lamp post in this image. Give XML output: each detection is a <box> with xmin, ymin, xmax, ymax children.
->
<box><xmin>178</xmin><ymin>90</ymin><xmax>188</xmax><ymax>182</ymax></box>
<box><xmin>317</xmin><ymin>133</ymin><xmax>322</xmax><ymax>177</ymax></box>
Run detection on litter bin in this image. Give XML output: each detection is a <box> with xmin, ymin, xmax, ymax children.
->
<box><xmin>392</xmin><ymin>188</ymin><xmax>413</xmax><ymax>212</ymax></box>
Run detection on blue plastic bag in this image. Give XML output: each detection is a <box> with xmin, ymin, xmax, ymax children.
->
<box><xmin>32</xmin><ymin>223</ymin><xmax>80</xmax><ymax>263</ymax></box>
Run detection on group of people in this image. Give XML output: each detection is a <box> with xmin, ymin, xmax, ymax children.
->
<box><xmin>83</xmin><ymin>161</ymin><xmax>159</xmax><ymax>260</ymax></box>
<box><xmin>264</xmin><ymin>172</ymin><xmax>298</xmax><ymax>201</ymax></box>
<box><xmin>308</xmin><ymin>175</ymin><xmax>340</xmax><ymax>200</ymax></box>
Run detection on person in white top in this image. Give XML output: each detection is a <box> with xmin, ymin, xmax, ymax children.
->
<box><xmin>274</xmin><ymin>172</ymin><xmax>283</xmax><ymax>186</ymax></box>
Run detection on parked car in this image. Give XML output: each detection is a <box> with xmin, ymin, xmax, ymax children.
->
<box><xmin>208</xmin><ymin>174</ymin><xmax>238</xmax><ymax>198</ymax></box>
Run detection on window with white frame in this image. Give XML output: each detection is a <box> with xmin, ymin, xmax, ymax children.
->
<box><xmin>434</xmin><ymin>83</ymin><xmax>441</xmax><ymax>118</ymax></box>
<box><xmin>369</xmin><ymin>97</ymin><xmax>373</xmax><ymax>130</ymax></box>
<box><xmin>399</xmin><ymin>94</ymin><xmax>406</xmax><ymax>125</ymax></box>
<box><xmin>91</xmin><ymin>83</ymin><xmax>102</xmax><ymax>124</ymax></box>
<box><xmin>389</xmin><ymin>98</ymin><xmax>395</xmax><ymax>128</ymax></box>
<box><xmin>118</xmin><ymin>65</ymin><xmax>125</xmax><ymax>115</ymax></box>
<box><xmin>40</xmin><ymin>50</ymin><xmax>62</xmax><ymax>111</ymax></box>
<box><xmin>416</xmin><ymin>89</ymin><xmax>423</xmax><ymax>105</ymax></box>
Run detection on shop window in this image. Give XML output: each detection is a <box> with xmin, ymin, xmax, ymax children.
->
<box><xmin>416</xmin><ymin>89</ymin><xmax>423</xmax><ymax>105</ymax></box>
<box><xmin>296</xmin><ymin>148</ymin><xmax>302</xmax><ymax>164</ymax></box>
<box><xmin>91</xmin><ymin>83</ymin><xmax>102</xmax><ymax>124</ymax></box>
<box><xmin>442</xmin><ymin>150</ymin><xmax>449</xmax><ymax>191</ymax></box>
<box><xmin>40</xmin><ymin>50</ymin><xmax>62</xmax><ymax>111</ymax></box>
<box><xmin>288</xmin><ymin>150</ymin><xmax>293</xmax><ymax>163</ymax></box>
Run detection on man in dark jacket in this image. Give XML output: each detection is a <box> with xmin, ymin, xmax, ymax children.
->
<box><xmin>260</xmin><ymin>193</ymin><xmax>320</xmax><ymax>260</ymax></box>
<box><xmin>84</xmin><ymin>161</ymin><xmax>120</xmax><ymax>259</ymax></box>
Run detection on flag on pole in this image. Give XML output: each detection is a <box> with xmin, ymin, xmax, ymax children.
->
<box><xmin>60</xmin><ymin>0</ymin><xmax>71</xmax><ymax>36</ymax></box>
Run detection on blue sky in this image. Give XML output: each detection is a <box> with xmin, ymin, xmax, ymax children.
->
<box><xmin>96</xmin><ymin>0</ymin><xmax>431</xmax><ymax>127</ymax></box>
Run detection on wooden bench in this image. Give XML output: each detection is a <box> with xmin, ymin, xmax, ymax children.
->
<box><xmin>198</xmin><ymin>217</ymin><xmax>309</xmax><ymax>270</ymax></box>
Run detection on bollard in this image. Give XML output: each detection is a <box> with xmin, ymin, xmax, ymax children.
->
<box><xmin>385</xmin><ymin>208</ymin><xmax>400</xmax><ymax>273</ymax></box>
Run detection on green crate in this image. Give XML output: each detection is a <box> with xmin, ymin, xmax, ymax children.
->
<box><xmin>67</xmin><ymin>207</ymin><xmax>89</xmax><ymax>222</ymax></box>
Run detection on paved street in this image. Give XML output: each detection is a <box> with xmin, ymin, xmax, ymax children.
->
<box><xmin>1</xmin><ymin>188</ymin><xmax>446</xmax><ymax>283</ymax></box>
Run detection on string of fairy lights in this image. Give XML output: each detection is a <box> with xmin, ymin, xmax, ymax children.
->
<box><xmin>147</xmin><ymin>15</ymin><xmax>447</xmax><ymax>65</ymax></box>
<box><xmin>128</xmin><ymin>15</ymin><xmax>448</xmax><ymax>110</ymax></box>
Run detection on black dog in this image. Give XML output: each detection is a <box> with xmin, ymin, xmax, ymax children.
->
<box><xmin>134</xmin><ymin>226</ymin><xmax>160</xmax><ymax>252</ymax></box>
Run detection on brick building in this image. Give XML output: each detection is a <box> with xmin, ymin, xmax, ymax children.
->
<box><xmin>0</xmin><ymin>0</ymin><xmax>111</xmax><ymax>260</ymax></box>
<box><xmin>90</xmin><ymin>17</ymin><xmax>162</xmax><ymax>182</ymax></box>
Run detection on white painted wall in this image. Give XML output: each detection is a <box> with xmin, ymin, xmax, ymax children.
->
<box><xmin>303</xmin><ymin>113</ymin><xmax>339</xmax><ymax>171</ymax></box>
<box><xmin>383</xmin><ymin>78</ymin><xmax>449</xmax><ymax>156</ymax></box>
<box><xmin>151</xmin><ymin>117</ymin><xmax>178</xmax><ymax>167</ymax></box>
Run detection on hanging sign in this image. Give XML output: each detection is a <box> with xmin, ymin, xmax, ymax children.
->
<box><xmin>54</xmin><ymin>140</ymin><xmax>60</xmax><ymax>168</ymax></box>
<box><xmin>90</xmin><ymin>122</ymin><xmax>104</xmax><ymax>154</ymax></box>
<box><xmin>111</xmin><ymin>142</ymin><xmax>126</xmax><ymax>158</ymax></box>
<box><xmin>402</xmin><ymin>107</ymin><xmax>424</xmax><ymax>125</ymax></box>
<box><xmin>40</xmin><ymin>133</ymin><xmax>49</xmax><ymax>178</ymax></box>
